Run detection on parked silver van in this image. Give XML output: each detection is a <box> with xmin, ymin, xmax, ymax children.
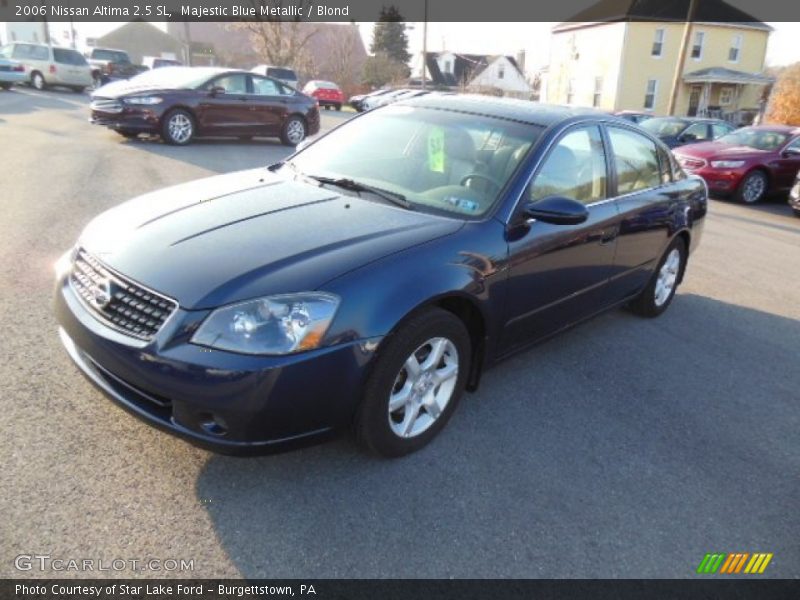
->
<box><xmin>3</xmin><ymin>42</ymin><xmax>93</xmax><ymax>92</ymax></box>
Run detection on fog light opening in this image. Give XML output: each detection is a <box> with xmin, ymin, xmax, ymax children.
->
<box><xmin>198</xmin><ymin>413</ymin><xmax>228</xmax><ymax>436</ymax></box>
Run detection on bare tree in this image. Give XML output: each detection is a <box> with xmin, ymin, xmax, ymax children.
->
<box><xmin>227</xmin><ymin>0</ymin><xmax>319</xmax><ymax>74</ymax></box>
<box><xmin>325</xmin><ymin>24</ymin><xmax>361</xmax><ymax>97</ymax></box>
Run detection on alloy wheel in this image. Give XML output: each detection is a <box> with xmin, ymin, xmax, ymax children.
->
<box><xmin>286</xmin><ymin>119</ymin><xmax>305</xmax><ymax>144</ymax></box>
<box><xmin>388</xmin><ymin>337</ymin><xmax>459</xmax><ymax>439</ymax></box>
<box><xmin>32</xmin><ymin>73</ymin><xmax>44</xmax><ymax>90</ymax></box>
<box><xmin>742</xmin><ymin>172</ymin><xmax>766</xmax><ymax>204</ymax></box>
<box><xmin>654</xmin><ymin>248</ymin><xmax>681</xmax><ymax>307</ymax></box>
<box><xmin>168</xmin><ymin>113</ymin><xmax>193</xmax><ymax>144</ymax></box>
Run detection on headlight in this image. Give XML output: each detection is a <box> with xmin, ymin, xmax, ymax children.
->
<box><xmin>124</xmin><ymin>96</ymin><xmax>163</xmax><ymax>105</ymax></box>
<box><xmin>710</xmin><ymin>160</ymin><xmax>745</xmax><ymax>169</ymax></box>
<box><xmin>191</xmin><ymin>293</ymin><xmax>340</xmax><ymax>355</ymax></box>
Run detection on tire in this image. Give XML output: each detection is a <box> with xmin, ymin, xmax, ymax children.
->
<box><xmin>735</xmin><ymin>170</ymin><xmax>768</xmax><ymax>204</ymax></box>
<box><xmin>355</xmin><ymin>307</ymin><xmax>471</xmax><ymax>457</ymax></box>
<box><xmin>280</xmin><ymin>115</ymin><xmax>306</xmax><ymax>146</ymax></box>
<box><xmin>71</xmin><ymin>86</ymin><xmax>85</xmax><ymax>94</ymax></box>
<box><xmin>116</xmin><ymin>129</ymin><xmax>139</xmax><ymax>139</ymax></box>
<box><xmin>335</xmin><ymin>103</ymin><xmax>342</xmax><ymax>111</ymax></box>
<box><xmin>0</xmin><ymin>82</ymin><xmax>11</xmax><ymax>90</ymax></box>
<box><xmin>160</xmin><ymin>109</ymin><xmax>195</xmax><ymax>145</ymax></box>
<box><xmin>30</xmin><ymin>71</ymin><xmax>46</xmax><ymax>91</ymax></box>
<box><xmin>629</xmin><ymin>237</ymin><xmax>687</xmax><ymax>318</ymax></box>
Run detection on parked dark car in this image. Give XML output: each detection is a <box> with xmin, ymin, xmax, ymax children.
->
<box><xmin>641</xmin><ymin>117</ymin><xmax>736</xmax><ymax>148</ymax></box>
<box><xmin>56</xmin><ymin>96</ymin><xmax>706</xmax><ymax>457</ymax></box>
<box><xmin>86</xmin><ymin>47</ymin><xmax>147</xmax><ymax>88</ymax></box>
<box><xmin>787</xmin><ymin>167</ymin><xmax>800</xmax><ymax>217</ymax></box>
<box><xmin>673</xmin><ymin>125</ymin><xmax>800</xmax><ymax>203</ymax></box>
<box><xmin>614</xmin><ymin>110</ymin><xmax>652</xmax><ymax>124</ymax></box>
<box><xmin>90</xmin><ymin>67</ymin><xmax>320</xmax><ymax>145</ymax></box>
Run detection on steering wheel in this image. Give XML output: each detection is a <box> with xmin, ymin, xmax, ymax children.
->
<box><xmin>460</xmin><ymin>173</ymin><xmax>502</xmax><ymax>194</ymax></box>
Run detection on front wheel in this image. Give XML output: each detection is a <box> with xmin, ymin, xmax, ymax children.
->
<box><xmin>629</xmin><ymin>237</ymin><xmax>687</xmax><ymax>318</ymax></box>
<box><xmin>161</xmin><ymin>109</ymin><xmax>195</xmax><ymax>145</ymax></box>
<box><xmin>335</xmin><ymin>103</ymin><xmax>342</xmax><ymax>111</ymax></box>
<box><xmin>356</xmin><ymin>308</ymin><xmax>471</xmax><ymax>457</ymax></box>
<box><xmin>280</xmin><ymin>115</ymin><xmax>306</xmax><ymax>146</ymax></box>
<box><xmin>735</xmin><ymin>170</ymin><xmax>768</xmax><ymax>204</ymax></box>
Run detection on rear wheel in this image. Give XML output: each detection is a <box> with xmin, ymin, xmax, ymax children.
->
<box><xmin>0</xmin><ymin>82</ymin><xmax>11</xmax><ymax>90</ymax></box>
<box><xmin>735</xmin><ymin>170</ymin><xmax>768</xmax><ymax>204</ymax></box>
<box><xmin>161</xmin><ymin>109</ymin><xmax>195</xmax><ymax>145</ymax></box>
<box><xmin>629</xmin><ymin>237</ymin><xmax>686</xmax><ymax>318</ymax></box>
<box><xmin>356</xmin><ymin>308</ymin><xmax>470</xmax><ymax>457</ymax></box>
<box><xmin>31</xmin><ymin>71</ymin><xmax>46</xmax><ymax>91</ymax></box>
<box><xmin>280</xmin><ymin>115</ymin><xmax>306</xmax><ymax>146</ymax></box>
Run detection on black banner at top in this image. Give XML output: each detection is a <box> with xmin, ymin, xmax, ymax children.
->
<box><xmin>0</xmin><ymin>0</ymin><xmax>799</xmax><ymax>22</ymax></box>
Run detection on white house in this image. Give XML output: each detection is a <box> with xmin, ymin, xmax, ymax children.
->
<box><xmin>421</xmin><ymin>51</ymin><xmax>532</xmax><ymax>97</ymax></box>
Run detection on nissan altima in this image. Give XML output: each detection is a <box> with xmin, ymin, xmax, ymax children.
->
<box><xmin>55</xmin><ymin>97</ymin><xmax>707</xmax><ymax>457</ymax></box>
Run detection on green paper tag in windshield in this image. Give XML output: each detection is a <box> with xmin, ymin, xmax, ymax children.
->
<box><xmin>427</xmin><ymin>127</ymin><xmax>445</xmax><ymax>173</ymax></box>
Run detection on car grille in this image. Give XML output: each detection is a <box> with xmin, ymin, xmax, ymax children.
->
<box><xmin>90</xmin><ymin>97</ymin><xmax>123</xmax><ymax>113</ymax></box>
<box><xmin>676</xmin><ymin>155</ymin><xmax>706</xmax><ymax>170</ymax></box>
<box><xmin>69</xmin><ymin>249</ymin><xmax>178</xmax><ymax>341</ymax></box>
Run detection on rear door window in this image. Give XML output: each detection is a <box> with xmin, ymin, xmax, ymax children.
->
<box><xmin>607</xmin><ymin>127</ymin><xmax>661</xmax><ymax>194</ymax></box>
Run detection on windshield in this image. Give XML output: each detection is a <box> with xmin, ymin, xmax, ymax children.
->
<box><xmin>284</xmin><ymin>105</ymin><xmax>542</xmax><ymax>217</ymax></box>
<box><xmin>642</xmin><ymin>118</ymin><xmax>689</xmax><ymax>137</ymax></box>
<box><xmin>125</xmin><ymin>67</ymin><xmax>222</xmax><ymax>89</ymax></box>
<box><xmin>92</xmin><ymin>49</ymin><xmax>129</xmax><ymax>63</ymax></box>
<box><xmin>716</xmin><ymin>128</ymin><xmax>790</xmax><ymax>151</ymax></box>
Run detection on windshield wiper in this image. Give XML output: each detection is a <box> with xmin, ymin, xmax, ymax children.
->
<box><xmin>303</xmin><ymin>174</ymin><xmax>413</xmax><ymax>210</ymax></box>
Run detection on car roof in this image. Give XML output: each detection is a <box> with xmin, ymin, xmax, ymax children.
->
<box><xmin>743</xmin><ymin>124</ymin><xmax>800</xmax><ymax>135</ymax></box>
<box><xmin>399</xmin><ymin>94</ymin><xmax>608</xmax><ymax>127</ymax></box>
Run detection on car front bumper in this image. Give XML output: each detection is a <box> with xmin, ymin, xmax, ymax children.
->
<box><xmin>89</xmin><ymin>106</ymin><xmax>162</xmax><ymax>133</ymax></box>
<box><xmin>55</xmin><ymin>273</ymin><xmax>381</xmax><ymax>455</ymax></box>
<box><xmin>682</xmin><ymin>166</ymin><xmax>745</xmax><ymax>194</ymax></box>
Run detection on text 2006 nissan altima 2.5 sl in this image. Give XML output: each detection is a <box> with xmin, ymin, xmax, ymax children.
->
<box><xmin>55</xmin><ymin>96</ymin><xmax>707</xmax><ymax>457</ymax></box>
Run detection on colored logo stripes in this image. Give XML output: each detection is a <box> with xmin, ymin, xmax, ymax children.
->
<box><xmin>696</xmin><ymin>553</ymin><xmax>773</xmax><ymax>574</ymax></box>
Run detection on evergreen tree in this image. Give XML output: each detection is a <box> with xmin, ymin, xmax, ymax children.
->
<box><xmin>370</xmin><ymin>6</ymin><xmax>411</xmax><ymax>66</ymax></box>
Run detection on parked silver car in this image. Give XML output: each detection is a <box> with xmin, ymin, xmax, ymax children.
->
<box><xmin>2</xmin><ymin>42</ymin><xmax>93</xmax><ymax>92</ymax></box>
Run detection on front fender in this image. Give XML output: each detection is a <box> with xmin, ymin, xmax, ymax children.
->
<box><xmin>320</xmin><ymin>220</ymin><xmax>509</xmax><ymax>354</ymax></box>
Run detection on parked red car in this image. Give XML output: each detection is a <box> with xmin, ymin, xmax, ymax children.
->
<box><xmin>302</xmin><ymin>80</ymin><xmax>344</xmax><ymax>110</ymax></box>
<box><xmin>673</xmin><ymin>125</ymin><xmax>800</xmax><ymax>203</ymax></box>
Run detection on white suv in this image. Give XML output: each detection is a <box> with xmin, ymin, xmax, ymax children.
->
<box><xmin>3</xmin><ymin>42</ymin><xmax>93</xmax><ymax>92</ymax></box>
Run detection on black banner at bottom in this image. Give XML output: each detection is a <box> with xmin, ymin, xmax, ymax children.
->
<box><xmin>4</xmin><ymin>579</ymin><xmax>800</xmax><ymax>600</ymax></box>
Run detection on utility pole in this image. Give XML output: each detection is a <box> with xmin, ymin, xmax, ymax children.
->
<box><xmin>667</xmin><ymin>0</ymin><xmax>699</xmax><ymax>116</ymax></box>
<box><xmin>421</xmin><ymin>0</ymin><xmax>428</xmax><ymax>90</ymax></box>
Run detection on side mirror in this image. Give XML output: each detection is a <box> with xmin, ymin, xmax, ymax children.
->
<box><xmin>782</xmin><ymin>147</ymin><xmax>800</xmax><ymax>158</ymax></box>
<box><xmin>524</xmin><ymin>196</ymin><xmax>589</xmax><ymax>225</ymax></box>
<box><xmin>209</xmin><ymin>86</ymin><xmax>226</xmax><ymax>96</ymax></box>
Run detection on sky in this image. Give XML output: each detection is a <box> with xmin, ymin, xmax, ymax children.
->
<box><xmin>35</xmin><ymin>21</ymin><xmax>800</xmax><ymax>74</ymax></box>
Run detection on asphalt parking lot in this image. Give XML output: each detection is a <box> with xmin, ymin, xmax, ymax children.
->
<box><xmin>1</xmin><ymin>86</ymin><xmax>798</xmax><ymax>579</ymax></box>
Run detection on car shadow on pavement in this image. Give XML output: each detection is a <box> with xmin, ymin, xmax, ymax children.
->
<box><xmin>194</xmin><ymin>294</ymin><xmax>800</xmax><ymax>578</ymax></box>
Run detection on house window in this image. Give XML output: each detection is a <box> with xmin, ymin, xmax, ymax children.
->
<box><xmin>593</xmin><ymin>76</ymin><xmax>603</xmax><ymax>107</ymax></box>
<box><xmin>691</xmin><ymin>31</ymin><xmax>705</xmax><ymax>60</ymax></box>
<box><xmin>498</xmin><ymin>64</ymin><xmax>505</xmax><ymax>79</ymax></box>
<box><xmin>566</xmin><ymin>78</ymin><xmax>575</xmax><ymax>104</ymax></box>
<box><xmin>729</xmin><ymin>35</ymin><xmax>742</xmax><ymax>62</ymax></box>
<box><xmin>644</xmin><ymin>79</ymin><xmax>658</xmax><ymax>110</ymax></box>
<box><xmin>652</xmin><ymin>28</ymin><xmax>665</xmax><ymax>57</ymax></box>
<box><xmin>719</xmin><ymin>87</ymin><xmax>734</xmax><ymax>106</ymax></box>
<box><xmin>445</xmin><ymin>60</ymin><xmax>453</xmax><ymax>74</ymax></box>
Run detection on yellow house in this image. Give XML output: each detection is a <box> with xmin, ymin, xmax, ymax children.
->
<box><xmin>546</xmin><ymin>18</ymin><xmax>772</xmax><ymax>121</ymax></box>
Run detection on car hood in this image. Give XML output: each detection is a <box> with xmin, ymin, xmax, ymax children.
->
<box><xmin>92</xmin><ymin>79</ymin><xmax>183</xmax><ymax>98</ymax></box>
<box><xmin>675</xmin><ymin>141</ymin><xmax>771</xmax><ymax>160</ymax></box>
<box><xmin>78</xmin><ymin>169</ymin><xmax>463</xmax><ymax>310</ymax></box>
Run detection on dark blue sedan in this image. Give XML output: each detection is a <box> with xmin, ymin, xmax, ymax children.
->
<box><xmin>55</xmin><ymin>96</ymin><xmax>707</xmax><ymax>457</ymax></box>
